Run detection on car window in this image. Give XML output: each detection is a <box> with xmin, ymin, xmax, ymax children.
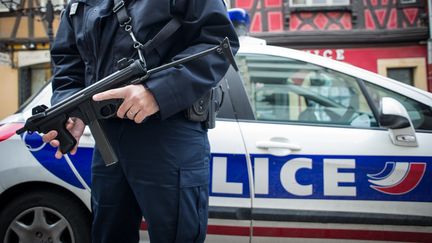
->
<box><xmin>235</xmin><ymin>53</ymin><xmax>378</xmax><ymax>128</ymax></box>
<box><xmin>364</xmin><ymin>82</ymin><xmax>432</xmax><ymax>131</ymax></box>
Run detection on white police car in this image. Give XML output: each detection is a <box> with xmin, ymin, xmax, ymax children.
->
<box><xmin>1</xmin><ymin>13</ymin><xmax>432</xmax><ymax>243</ymax></box>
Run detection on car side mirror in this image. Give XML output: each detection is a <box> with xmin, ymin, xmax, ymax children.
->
<box><xmin>379</xmin><ymin>97</ymin><xmax>418</xmax><ymax>147</ymax></box>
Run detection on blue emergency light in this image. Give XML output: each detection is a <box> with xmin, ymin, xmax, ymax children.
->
<box><xmin>228</xmin><ymin>8</ymin><xmax>250</xmax><ymax>26</ymax></box>
<box><xmin>228</xmin><ymin>8</ymin><xmax>250</xmax><ymax>36</ymax></box>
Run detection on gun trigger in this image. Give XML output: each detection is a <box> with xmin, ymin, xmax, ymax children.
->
<box><xmin>32</xmin><ymin>105</ymin><xmax>48</xmax><ymax>115</ymax></box>
<box><xmin>95</xmin><ymin>99</ymin><xmax>123</xmax><ymax>119</ymax></box>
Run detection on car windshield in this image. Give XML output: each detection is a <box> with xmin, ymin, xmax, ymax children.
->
<box><xmin>18</xmin><ymin>80</ymin><xmax>52</xmax><ymax>119</ymax></box>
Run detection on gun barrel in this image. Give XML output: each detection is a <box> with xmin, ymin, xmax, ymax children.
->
<box><xmin>137</xmin><ymin>37</ymin><xmax>237</xmax><ymax>81</ymax></box>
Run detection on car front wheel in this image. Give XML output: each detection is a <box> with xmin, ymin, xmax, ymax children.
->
<box><xmin>0</xmin><ymin>189</ymin><xmax>91</xmax><ymax>243</ymax></box>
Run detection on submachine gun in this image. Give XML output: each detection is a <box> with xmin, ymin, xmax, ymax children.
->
<box><xmin>16</xmin><ymin>37</ymin><xmax>238</xmax><ymax>166</ymax></box>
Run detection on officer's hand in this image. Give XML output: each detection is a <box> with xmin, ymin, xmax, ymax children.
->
<box><xmin>93</xmin><ymin>84</ymin><xmax>159</xmax><ymax>123</ymax></box>
<box><xmin>42</xmin><ymin>117</ymin><xmax>86</xmax><ymax>159</ymax></box>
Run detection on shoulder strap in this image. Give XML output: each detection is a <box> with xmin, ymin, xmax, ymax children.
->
<box><xmin>112</xmin><ymin>0</ymin><xmax>181</xmax><ymax>55</ymax></box>
<box><xmin>112</xmin><ymin>0</ymin><xmax>131</xmax><ymax>26</ymax></box>
<box><xmin>141</xmin><ymin>18</ymin><xmax>181</xmax><ymax>55</ymax></box>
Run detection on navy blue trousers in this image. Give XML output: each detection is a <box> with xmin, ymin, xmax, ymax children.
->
<box><xmin>91</xmin><ymin>116</ymin><xmax>210</xmax><ymax>243</ymax></box>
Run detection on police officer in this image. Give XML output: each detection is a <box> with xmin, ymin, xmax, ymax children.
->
<box><xmin>42</xmin><ymin>0</ymin><xmax>239</xmax><ymax>242</ymax></box>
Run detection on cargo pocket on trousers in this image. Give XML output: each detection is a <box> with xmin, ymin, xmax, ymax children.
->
<box><xmin>175</xmin><ymin>167</ymin><xmax>209</xmax><ymax>243</ymax></box>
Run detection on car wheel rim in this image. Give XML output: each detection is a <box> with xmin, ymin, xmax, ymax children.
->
<box><xmin>4</xmin><ymin>206</ymin><xmax>75</xmax><ymax>243</ymax></box>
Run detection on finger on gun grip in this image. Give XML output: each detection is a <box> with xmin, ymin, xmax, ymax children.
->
<box><xmin>134</xmin><ymin>110</ymin><xmax>145</xmax><ymax>123</ymax></box>
<box><xmin>70</xmin><ymin>146</ymin><xmax>78</xmax><ymax>155</ymax></box>
<box><xmin>55</xmin><ymin>150</ymin><xmax>63</xmax><ymax>159</ymax></box>
<box><xmin>42</xmin><ymin>131</ymin><xmax>57</xmax><ymax>143</ymax></box>
<box><xmin>117</xmin><ymin>101</ymin><xmax>132</xmax><ymax>118</ymax></box>
<box><xmin>126</xmin><ymin>110</ymin><xmax>136</xmax><ymax>120</ymax></box>
<box><xmin>50</xmin><ymin>139</ymin><xmax>60</xmax><ymax>147</ymax></box>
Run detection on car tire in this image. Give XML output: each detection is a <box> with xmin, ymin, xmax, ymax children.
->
<box><xmin>0</xmin><ymin>189</ymin><xmax>91</xmax><ymax>243</ymax></box>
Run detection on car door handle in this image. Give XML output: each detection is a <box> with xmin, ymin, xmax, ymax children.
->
<box><xmin>256</xmin><ymin>141</ymin><xmax>301</xmax><ymax>151</ymax></box>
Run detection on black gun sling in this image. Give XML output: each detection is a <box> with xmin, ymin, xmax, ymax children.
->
<box><xmin>112</xmin><ymin>0</ymin><xmax>181</xmax><ymax>64</ymax></box>
<box><xmin>112</xmin><ymin>0</ymin><xmax>224</xmax><ymax>129</ymax></box>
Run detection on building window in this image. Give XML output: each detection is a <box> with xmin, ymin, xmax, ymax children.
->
<box><xmin>377</xmin><ymin>58</ymin><xmax>427</xmax><ymax>91</ymax></box>
<box><xmin>18</xmin><ymin>63</ymin><xmax>51</xmax><ymax>106</ymax></box>
<box><xmin>0</xmin><ymin>0</ymin><xmax>66</xmax><ymax>12</ymax></box>
<box><xmin>0</xmin><ymin>1</ymin><xmax>18</xmax><ymax>12</ymax></box>
<box><xmin>290</xmin><ymin>0</ymin><xmax>350</xmax><ymax>7</ymax></box>
<box><xmin>387</xmin><ymin>67</ymin><xmax>414</xmax><ymax>86</ymax></box>
<box><xmin>397</xmin><ymin>0</ymin><xmax>423</xmax><ymax>8</ymax></box>
<box><xmin>38</xmin><ymin>0</ymin><xmax>67</xmax><ymax>11</ymax></box>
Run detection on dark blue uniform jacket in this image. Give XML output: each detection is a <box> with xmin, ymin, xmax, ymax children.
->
<box><xmin>50</xmin><ymin>0</ymin><xmax>239</xmax><ymax>170</ymax></box>
<box><xmin>51</xmin><ymin>0</ymin><xmax>239</xmax><ymax>119</ymax></box>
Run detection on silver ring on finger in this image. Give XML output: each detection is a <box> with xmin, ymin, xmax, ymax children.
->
<box><xmin>129</xmin><ymin>109</ymin><xmax>137</xmax><ymax>116</ymax></box>
<box><xmin>130</xmin><ymin>110</ymin><xmax>139</xmax><ymax>119</ymax></box>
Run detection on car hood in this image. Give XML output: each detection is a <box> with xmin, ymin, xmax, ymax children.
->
<box><xmin>0</xmin><ymin>113</ymin><xmax>25</xmax><ymax>126</ymax></box>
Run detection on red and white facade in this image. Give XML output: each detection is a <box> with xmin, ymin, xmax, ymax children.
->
<box><xmin>231</xmin><ymin>0</ymin><xmax>431</xmax><ymax>92</ymax></box>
